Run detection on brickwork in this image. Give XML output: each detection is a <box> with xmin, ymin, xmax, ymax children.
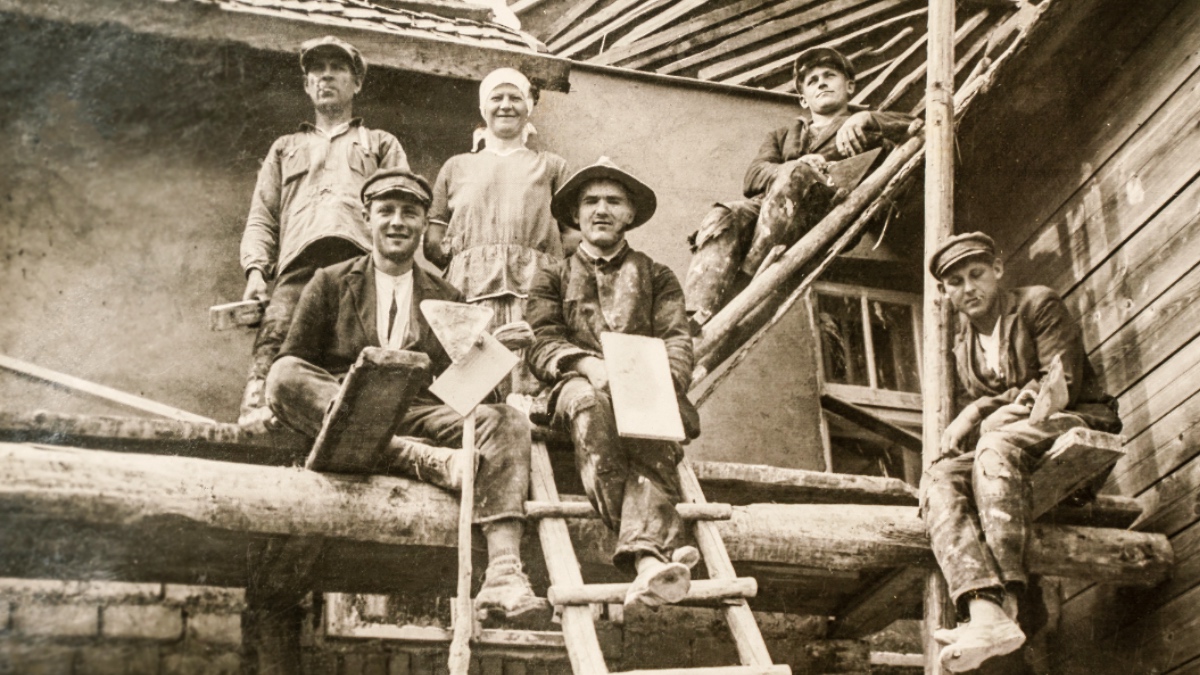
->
<box><xmin>0</xmin><ymin>579</ymin><xmax>244</xmax><ymax>675</ymax></box>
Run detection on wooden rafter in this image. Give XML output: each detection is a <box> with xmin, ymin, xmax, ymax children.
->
<box><xmin>693</xmin><ymin>0</ymin><xmax>916</xmax><ymax>81</ymax></box>
<box><xmin>589</xmin><ymin>0</ymin><xmax>784</xmax><ymax>68</ymax></box>
<box><xmin>729</xmin><ymin>7</ymin><xmax>926</xmax><ymax>89</ymax></box>
<box><xmin>542</xmin><ymin>0</ymin><xmax>607</xmax><ymax>47</ymax></box>
<box><xmin>548</xmin><ymin>0</ymin><xmax>652</xmax><ymax>52</ymax></box>
<box><xmin>556</xmin><ymin>0</ymin><xmax>673</xmax><ymax>59</ymax></box>
<box><xmin>607</xmin><ymin>0</ymin><xmax>713</xmax><ymax>50</ymax></box>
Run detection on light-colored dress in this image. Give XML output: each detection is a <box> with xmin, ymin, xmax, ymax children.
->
<box><xmin>429</xmin><ymin>146</ymin><xmax>569</xmax><ymax>394</ymax></box>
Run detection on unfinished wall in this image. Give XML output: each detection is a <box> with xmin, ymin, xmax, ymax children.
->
<box><xmin>956</xmin><ymin>0</ymin><xmax>1200</xmax><ymax>671</ymax></box>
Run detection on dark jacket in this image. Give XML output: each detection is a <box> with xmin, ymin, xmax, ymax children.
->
<box><xmin>277</xmin><ymin>255</ymin><xmax>464</xmax><ymax>403</ymax></box>
<box><xmin>952</xmin><ymin>286</ymin><xmax>1121</xmax><ymax>433</ymax></box>
<box><xmin>526</xmin><ymin>245</ymin><xmax>699</xmax><ymax>436</ymax></box>
<box><xmin>743</xmin><ymin>107</ymin><xmax>914</xmax><ymax>198</ymax></box>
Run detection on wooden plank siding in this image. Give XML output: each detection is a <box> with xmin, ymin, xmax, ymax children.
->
<box><xmin>954</xmin><ymin>1</ymin><xmax>1200</xmax><ymax>672</ymax></box>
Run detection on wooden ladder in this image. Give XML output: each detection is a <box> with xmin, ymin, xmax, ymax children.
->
<box><xmin>527</xmin><ymin>438</ymin><xmax>792</xmax><ymax>675</ymax></box>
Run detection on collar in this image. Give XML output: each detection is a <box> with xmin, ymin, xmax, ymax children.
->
<box><xmin>299</xmin><ymin>117</ymin><xmax>364</xmax><ymax>134</ymax></box>
<box><xmin>577</xmin><ymin>240</ymin><xmax>630</xmax><ymax>267</ymax></box>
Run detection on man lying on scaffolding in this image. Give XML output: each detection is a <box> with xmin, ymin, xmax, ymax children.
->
<box><xmin>683</xmin><ymin>46</ymin><xmax>915</xmax><ymax>330</ymax></box>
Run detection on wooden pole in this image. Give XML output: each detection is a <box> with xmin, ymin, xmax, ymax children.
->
<box><xmin>448</xmin><ymin>409</ymin><xmax>477</xmax><ymax>675</ymax></box>
<box><xmin>922</xmin><ymin>0</ymin><xmax>958</xmax><ymax>672</ymax></box>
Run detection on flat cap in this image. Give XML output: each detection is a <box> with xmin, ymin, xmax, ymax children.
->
<box><xmin>300</xmin><ymin>36</ymin><xmax>367</xmax><ymax>79</ymax></box>
<box><xmin>929</xmin><ymin>231</ymin><xmax>997</xmax><ymax>279</ymax></box>
<box><xmin>793</xmin><ymin>46</ymin><xmax>856</xmax><ymax>83</ymax></box>
<box><xmin>361</xmin><ymin>168</ymin><xmax>433</xmax><ymax>207</ymax></box>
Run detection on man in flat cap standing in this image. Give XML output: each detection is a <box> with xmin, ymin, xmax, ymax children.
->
<box><xmin>923</xmin><ymin>232</ymin><xmax>1121</xmax><ymax>672</ymax></box>
<box><xmin>684</xmin><ymin>46</ymin><xmax>915</xmax><ymax>328</ymax></box>
<box><xmin>239</xmin><ymin>35</ymin><xmax>409</xmax><ymax>429</ymax></box>
<box><xmin>526</xmin><ymin>157</ymin><xmax>701</xmax><ymax>609</ymax></box>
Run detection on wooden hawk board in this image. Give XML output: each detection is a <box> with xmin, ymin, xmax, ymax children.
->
<box><xmin>600</xmin><ymin>332</ymin><xmax>685</xmax><ymax>442</ymax></box>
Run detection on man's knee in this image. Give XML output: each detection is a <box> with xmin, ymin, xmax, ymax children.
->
<box><xmin>265</xmin><ymin>356</ymin><xmax>304</xmax><ymax>410</ymax></box>
<box><xmin>558</xmin><ymin>378</ymin><xmax>611</xmax><ymax>419</ymax></box>
<box><xmin>476</xmin><ymin>404</ymin><xmax>532</xmax><ymax>456</ymax></box>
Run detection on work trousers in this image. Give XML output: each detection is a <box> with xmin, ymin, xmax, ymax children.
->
<box><xmin>923</xmin><ymin>404</ymin><xmax>1087</xmax><ymax>606</ymax></box>
<box><xmin>245</xmin><ymin>238</ymin><xmax>364</xmax><ymax>391</ymax></box>
<box><xmin>552</xmin><ymin>377</ymin><xmax>686</xmax><ymax>574</ymax></box>
<box><xmin>684</xmin><ymin>161</ymin><xmax>835</xmax><ymax>324</ymax></box>
<box><xmin>266</xmin><ymin>355</ymin><xmax>532</xmax><ymax>524</ymax></box>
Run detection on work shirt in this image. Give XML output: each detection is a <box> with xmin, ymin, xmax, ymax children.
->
<box><xmin>526</xmin><ymin>244</ymin><xmax>697</xmax><ymax>432</ymax></box>
<box><xmin>240</xmin><ymin>119</ymin><xmax>409</xmax><ymax>279</ymax></box>
<box><xmin>742</xmin><ymin>106</ymin><xmax>914</xmax><ymax>198</ymax></box>
<box><xmin>374</xmin><ymin>267</ymin><xmax>414</xmax><ymax>350</ymax></box>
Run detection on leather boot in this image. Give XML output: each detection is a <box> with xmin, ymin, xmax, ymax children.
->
<box><xmin>388</xmin><ymin>437</ymin><xmax>477</xmax><ymax>492</ymax></box>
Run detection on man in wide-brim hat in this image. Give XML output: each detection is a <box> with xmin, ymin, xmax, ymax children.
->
<box><xmin>528</xmin><ymin>157</ymin><xmax>702</xmax><ymax>609</ymax></box>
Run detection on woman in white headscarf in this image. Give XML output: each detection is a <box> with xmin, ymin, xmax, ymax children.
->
<box><xmin>425</xmin><ymin>68</ymin><xmax>572</xmax><ymax>394</ymax></box>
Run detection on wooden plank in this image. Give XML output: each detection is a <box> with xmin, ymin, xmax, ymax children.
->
<box><xmin>208</xmin><ymin>299</ymin><xmax>264</xmax><ymax>331</ymax></box>
<box><xmin>740</xmin><ymin>11</ymin><xmax>927</xmax><ymax>90</ymax></box>
<box><xmin>964</xmin><ymin>0</ymin><xmax>1200</xmax><ymax>264</ymax></box>
<box><xmin>606</xmin><ymin>0</ymin><xmax>711</xmax><ymax>50</ymax></box>
<box><xmin>0</xmin><ymin>353</ymin><xmax>215</xmax><ymax>424</ymax></box>
<box><xmin>329</xmin><ymin>620</ymin><xmax>567</xmax><ymax>650</ymax></box>
<box><xmin>830</xmin><ymin>566</ymin><xmax>926</xmax><ymax>638</ymax></box>
<box><xmin>1108</xmin><ymin>377</ymin><xmax>1200</xmax><ymax>499</ymax></box>
<box><xmin>688</xmin><ymin>0</ymin><xmax>912</xmax><ymax>80</ymax></box>
<box><xmin>527</xmin><ymin>441</ymin><xmax>609</xmax><ymax>675</ymax></box>
<box><xmin>542</xmin><ymin>0</ymin><xmax>607</xmax><ymax>46</ymax></box>
<box><xmin>525</xmin><ymin>501</ymin><xmax>731</xmax><ymax>520</ymax></box>
<box><xmin>1089</xmin><ymin>262</ymin><xmax>1200</xmax><ymax>405</ymax></box>
<box><xmin>620</xmin><ymin>667</ymin><xmax>790</xmax><ymax>675</ymax></box>
<box><xmin>601</xmin><ymin>332</ymin><xmax>684</xmax><ymax>442</ymax></box>
<box><xmin>1133</xmin><ymin>444</ymin><xmax>1200</xmax><ymax>537</ymax></box>
<box><xmin>1065</xmin><ymin>176</ymin><xmax>1200</xmax><ymax>355</ymax></box>
<box><xmin>1040</xmin><ymin>494</ymin><xmax>1141</xmax><ymax>530</ymax></box>
<box><xmin>557</xmin><ymin>0</ymin><xmax>673</xmax><ymax>59</ymax></box>
<box><xmin>547</xmin><ymin>577</ymin><xmax>757</xmax><ymax>605</ymax></box>
<box><xmin>820</xmin><ymin>394</ymin><xmax>922</xmax><ymax>453</ymax></box>
<box><xmin>1001</xmin><ymin>64</ymin><xmax>1200</xmax><ymax>298</ymax></box>
<box><xmin>0</xmin><ymin>0</ymin><xmax>574</xmax><ymax>91</ymax></box>
<box><xmin>1029</xmin><ymin>428</ymin><xmax>1124</xmax><ymax>518</ymax></box>
<box><xmin>0</xmin><ymin>443</ymin><xmax>1173</xmax><ymax>588</ymax></box>
<box><xmin>306</xmin><ymin>348</ymin><xmax>432</xmax><ymax>473</ymax></box>
<box><xmin>690</xmin><ymin>460</ymin><xmax>917</xmax><ymax>506</ymax></box>
<box><xmin>447</xmin><ymin>410</ymin><xmax>476</xmax><ymax>675</ymax></box>
<box><xmin>597</xmin><ymin>0</ymin><xmax>823</xmax><ymax>70</ymax></box>
<box><xmin>548</xmin><ymin>0</ymin><xmax>649</xmax><ymax>52</ymax></box>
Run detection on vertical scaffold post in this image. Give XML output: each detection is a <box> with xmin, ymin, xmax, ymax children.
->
<box><xmin>923</xmin><ymin>0</ymin><xmax>958</xmax><ymax>673</ymax></box>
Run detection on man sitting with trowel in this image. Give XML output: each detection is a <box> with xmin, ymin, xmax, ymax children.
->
<box><xmin>266</xmin><ymin>167</ymin><xmax>545</xmax><ymax>620</ymax></box>
<box><xmin>526</xmin><ymin>157</ymin><xmax>702</xmax><ymax>608</ymax></box>
<box><xmin>683</xmin><ymin>46</ymin><xmax>916</xmax><ymax>330</ymax></box>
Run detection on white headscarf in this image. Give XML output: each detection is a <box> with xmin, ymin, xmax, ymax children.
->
<box><xmin>477</xmin><ymin>68</ymin><xmax>536</xmax><ymax>151</ymax></box>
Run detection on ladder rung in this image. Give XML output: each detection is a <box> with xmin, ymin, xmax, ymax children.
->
<box><xmin>526</xmin><ymin>501</ymin><xmax>732</xmax><ymax>521</ymax></box>
<box><xmin>338</xmin><ymin>623</ymin><xmax>566</xmax><ymax>650</ymax></box>
<box><xmin>548</xmin><ymin>577</ymin><xmax>757</xmax><ymax>606</ymax></box>
<box><xmin>616</xmin><ymin>666</ymin><xmax>791</xmax><ymax>675</ymax></box>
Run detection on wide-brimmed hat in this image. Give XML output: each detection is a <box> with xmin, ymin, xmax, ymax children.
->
<box><xmin>551</xmin><ymin>157</ymin><xmax>657</xmax><ymax>230</ymax></box>
<box><xmin>929</xmin><ymin>231</ymin><xmax>997</xmax><ymax>279</ymax></box>
<box><xmin>792</xmin><ymin>46</ymin><xmax>855</xmax><ymax>83</ymax></box>
<box><xmin>300</xmin><ymin>36</ymin><xmax>367</xmax><ymax>79</ymax></box>
<box><xmin>361</xmin><ymin>168</ymin><xmax>433</xmax><ymax>207</ymax></box>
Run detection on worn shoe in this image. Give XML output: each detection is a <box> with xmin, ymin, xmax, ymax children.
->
<box><xmin>475</xmin><ymin>556</ymin><xmax>548</xmax><ymax>620</ymax></box>
<box><xmin>936</xmin><ymin>593</ymin><xmax>1019</xmax><ymax>645</ymax></box>
<box><xmin>390</xmin><ymin>438</ymin><xmax>478</xmax><ymax>492</ymax></box>
<box><xmin>624</xmin><ymin>560</ymin><xmax>691</xmax><ymax>610</ymax></box>
<box><xmin>237</xmin><ymin>404</ymin><xmax>279</xmax><ymax>435</ymax></box>
<box><xmin>939</xmin><ymin>615</ymin><xmax>1026</xmax><ymax>673</ymax></box>
<box><xmin>672</xmin><ymin>546</ymin><xmax>701</xmax><ymax>570</ymax></box>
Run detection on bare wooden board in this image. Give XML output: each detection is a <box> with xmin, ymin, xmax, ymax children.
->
<box><xmin>600</xmin><ymin>332</ymin><xmax>684</xmax><ymax>442</ymax></box>
<box><xmin>208</xmin><ymin>299</ymin><xmax>264</xmax><ymax>331</ymax></box>
<box><xmin>306</xmin><ymin>348</ymin><xmax>431</xmax><ymax>474</ymax></box>
<box><xmin>1030</xmin><ymin>427</ymin><xmax>1124</xmax><ymax>518</ymax></box>
<box><xmin>428</xmin><ymin>332</ymin><xmax>518</xmax><ymax>417</ymax></box>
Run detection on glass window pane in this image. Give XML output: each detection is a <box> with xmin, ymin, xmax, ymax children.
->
<box><xmin>817</xmin><ymin>293</ymin><xmax>869</xmax><ymax>387</ymax></box>
<box><xmin>870</xmin><ymin>300</ymin><xmax>920</xmax><ymax>393</ymax></box>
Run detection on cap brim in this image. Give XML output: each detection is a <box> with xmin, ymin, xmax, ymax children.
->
<box><xmin>301</xmin><ymin>45</ymin><xmax>361</xmax><ymax>74</ymax></box>
<box><xmin>934</xmin><ymin>250</ymin><xmax>993</xmax><ymax>279</ymax></box>
<box><xmin>551</xmin><ymin>166</ymin><xmax>657</xmax><ymax>230</ymax></box>
<box><xmin>366</xmin><ymin>187</ymin><xmax>431</xmax><ymax>208</ymax></box>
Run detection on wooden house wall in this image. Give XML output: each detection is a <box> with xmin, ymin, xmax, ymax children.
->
<box><xmin>955</xmin><ymin>1</ymin><xmax>1200</xmax><ymax>672</ymax></box>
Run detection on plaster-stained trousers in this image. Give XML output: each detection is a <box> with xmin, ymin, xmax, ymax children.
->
<box><xmin>552</xmin><ymin>377</ymin><xmax>686</xmax><ymax>574</ymax></box>
<box><xmin>922</xmin><ymin>403</ymin><xmax>1087</xmax><ymax>607</ymax></box>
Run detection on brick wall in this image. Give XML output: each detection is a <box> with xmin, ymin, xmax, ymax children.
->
<box><xmin>0</xmin><ymin>579</ymin><xmax>244</xmax><ymax>675</ymax></box>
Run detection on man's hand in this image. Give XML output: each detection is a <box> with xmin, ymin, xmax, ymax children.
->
<box><xmin>836</xmin><ymin>111</ymin><xmax>877</xmax><ymax>157</ymax></box>
<box><xmin>797</xmin><ymin>154</ymin><xmax>830</xmax><ymax>174</ymax></box>
<box><xmin>1014</xmin><ymin>389</ymin><xmax>1037</xmax><ymax>408</ymax></box>
<box><xmin>492</xmin><ymin>321</ymin><xmax>534</xmax><ymax>351</ymax></box>
<box><xmin>243</xmin><ymin>269</ymin><xmax>269</xmax><ymax>303</ymax></box>
<box><xmin>574</xmin><ymin>355</ymin><xmax>609</xmax><ymax>392</ymax></box>
<box><xmin>940</xmin><ymin>407</ymin><xmax>981</xmax><ymax>458</ymax></box>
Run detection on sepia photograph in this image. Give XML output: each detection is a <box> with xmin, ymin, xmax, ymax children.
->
<box><xmin>0</xmin><ymin>0</ymin><xmax>1189</xmax><ymax>672</ymax></box>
